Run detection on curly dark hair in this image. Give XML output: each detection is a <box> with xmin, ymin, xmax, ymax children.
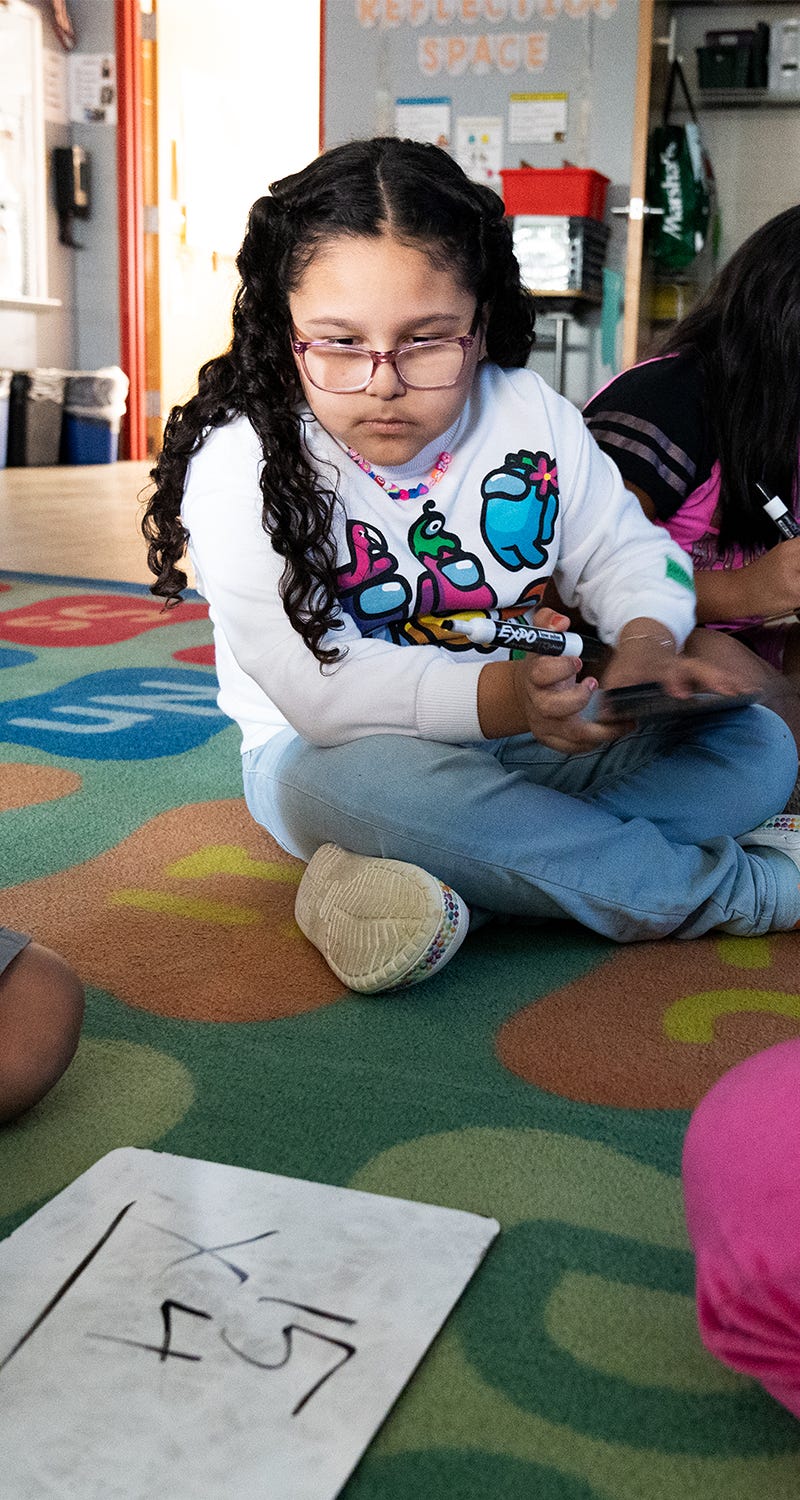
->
<box><xmin>141</xmin><ymin>136</ymin><xmax>536</xmax><ymax>663</ymax></box>
<box><xmin>659</xmin><ymin>203</ymin><xmax>800</xmax><ymax>553</ymax></box>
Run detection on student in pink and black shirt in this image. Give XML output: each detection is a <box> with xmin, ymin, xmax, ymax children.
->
<box><xmin>584</xmin><ymin>205</ymin><xmax>800</xmax><ymax>746</ymax></box>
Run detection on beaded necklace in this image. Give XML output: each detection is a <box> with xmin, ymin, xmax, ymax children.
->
<box><xmin>345</xmin><ymin>445</ymin><xmax>452</xmax><ymax>502</ymax></box>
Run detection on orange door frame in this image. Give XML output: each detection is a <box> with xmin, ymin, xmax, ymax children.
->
<box><xmin>116</xmin><ymin>0</ymin><xmax>146</xmax><ymax>459</ymax></box>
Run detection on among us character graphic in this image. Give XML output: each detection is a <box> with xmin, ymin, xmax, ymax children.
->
<box><xmin>480</xmin><ymin>449</ymin><xmax>559</xmax><ymax>570</ymax></box>
<box><xmin>404</xmin><ymin>499</ymin><xmax>497</xmax><ymax>643</ymax></box>
<box><xmin>335</xmin><ymin>520</ymin><xmax>412</xmax><ymax>634</ymax></box>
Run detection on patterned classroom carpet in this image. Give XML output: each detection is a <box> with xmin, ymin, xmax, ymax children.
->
<box><xmin>3</xmin><ymin>569</ymin><xmax>800</xmax><ymax>1498</ymax></box>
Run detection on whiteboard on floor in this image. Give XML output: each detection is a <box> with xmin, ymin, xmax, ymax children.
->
<box><xmin>0</xmin><ymin>1148</ymin><xmax>498</xmax><ymax>1500</ymax></box>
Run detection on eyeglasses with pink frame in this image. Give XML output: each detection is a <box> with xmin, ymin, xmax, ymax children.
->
<box><xmin>290</xmin><ymin>309</ymin><xmax>482</xmax><ymax>394</ymax></box>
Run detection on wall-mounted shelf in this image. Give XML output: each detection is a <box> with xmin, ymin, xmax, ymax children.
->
<box><xmin>528</xmin><ymin>290</ymin><xmax>602</xmax><ymax>305</ymax></box>
<box><xmin>0</xmin><ymin>297</ymin><xmax>62</xmax><ymax>312</ymax></box>
<box><xmin>699</xmin><ymin>87</ymin><xmax>800</xmax><ymax>105</ymax></box>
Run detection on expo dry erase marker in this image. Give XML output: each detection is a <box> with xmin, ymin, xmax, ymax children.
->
<box><xmin>757</xmin><ymin>483</ymin><xmax>800</xmax><ymax>623</ymax></box>
<box><xmin>757</xmin><ymin>482</ymin><xmax>800</xmax><ymax>540</ymax></box>
<box><xmin>442</xmin><ymin>617</ymin><xmax>585</xmax><ymax>655</ymax></box>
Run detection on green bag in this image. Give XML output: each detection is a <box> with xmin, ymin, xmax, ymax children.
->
<box><xmin>647</xmin><ymin>58</ymin><xmax>713</xmax><ymax>271</ymax></box>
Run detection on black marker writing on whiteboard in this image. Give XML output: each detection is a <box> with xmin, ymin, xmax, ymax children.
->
<box><xmin>442</xmin><ymin>616</ymin><xmax>586</xmax><ymax>656</ymax></box>
<box><xmin>757</xmin><ymin>482</ymin><xmax>800</xmax><ymax>540</ymax></box>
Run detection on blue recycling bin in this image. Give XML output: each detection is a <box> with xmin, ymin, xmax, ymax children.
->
<box><xmin>61</xmin><ymin>366</ymin><xmax>129</xmax><ymax>464</ymax></box>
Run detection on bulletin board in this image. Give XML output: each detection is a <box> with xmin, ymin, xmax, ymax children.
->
<box><xmin>321</xmin><ymin>0</ymin><xmax>640</xmax><ymax>201</ymax></box>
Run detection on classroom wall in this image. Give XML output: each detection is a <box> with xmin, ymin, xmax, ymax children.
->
<box><xmin>68</xmin><ymin>0</ymin><xmax>121</xmax><ymax>374</ymax></box>
<box><xmin>322</xmin><ymin>0</ymin><xmax>642</xmax><ymax>404</ymax></box>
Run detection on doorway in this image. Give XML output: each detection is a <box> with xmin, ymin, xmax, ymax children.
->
<box><xmin>132</xmin><ymin>0</ymin><xmax>321</xmax><ymax>457</ymax></box>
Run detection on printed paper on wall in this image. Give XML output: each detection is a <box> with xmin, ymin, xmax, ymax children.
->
<box><xmin>509</xmin><ymin>92</ymin><xmax>568</xmax><ymax>144</ymax></box>
<box><xmin>395</xmin><ymin>95</ymin><xmax>451</xmax><ymax>147</ymax></box>
<box><xmin>454</xmin><ymin>115</ymin><xmax>503</xmax><ymax>187</ymax></box>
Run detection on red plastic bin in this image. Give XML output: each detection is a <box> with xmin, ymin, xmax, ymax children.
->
<box><xmin>499</xmin><ymin>167</ymin><xmax>610</xmax><ymax>221</ymax></box>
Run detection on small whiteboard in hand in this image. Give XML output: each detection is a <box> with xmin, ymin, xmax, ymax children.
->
<box><xmin>0</xmin><ymin>1148</ymin><xmax>498</xmax><ymax>1500</ymax></box>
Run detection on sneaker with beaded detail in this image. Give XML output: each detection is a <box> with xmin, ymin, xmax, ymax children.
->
<box><xmin>738</xmin><ymin>814</ymin><xmax>800</xmax><ymax>873</ymax></box>
<box><xmin>294</xmin><ymin>844</ymin><xmax>469</xmax><ymax>994</ymax></box>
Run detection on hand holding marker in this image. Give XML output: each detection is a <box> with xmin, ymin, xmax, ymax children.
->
<box><xmin>758</xmin><ymin>482</ymin><xmax>800</xmax><ymax>541</ymax></box>
<box><xmin>442</xmin><ymin>615</ymin><xmax>593</xmax><ymax>656</ymax></box>
<box><xmin>444</xmin><ymin>615</ymin><xmax>759</xmax><ymax>723</ymax></box>
<box><xmin>758</xmin><ymin>482</ymin><xmax>800</xmax><ymax>622</ymax></box>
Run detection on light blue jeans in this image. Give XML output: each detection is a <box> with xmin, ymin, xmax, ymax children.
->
<box><xmin>242</xmin><ymin>705</ymin><xmax>798</xmax><ymax>942</ymax></box>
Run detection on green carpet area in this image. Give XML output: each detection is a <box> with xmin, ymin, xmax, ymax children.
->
<box><xmin>3</xmin><ymin>569</ymin><xmax>800</xmax><ymax>1498</ymax></box>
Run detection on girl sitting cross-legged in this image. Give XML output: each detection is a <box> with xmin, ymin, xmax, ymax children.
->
<box><xmin>142</xmin><ymin>138</ymin><xmax>800</xmax><ymax>995</ymax></box>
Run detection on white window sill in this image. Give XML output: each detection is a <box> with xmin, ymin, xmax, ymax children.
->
<box><xmin>0</xmin><ymin>296</ymin><xmax>62</xmax><ymax>312</ymax></box>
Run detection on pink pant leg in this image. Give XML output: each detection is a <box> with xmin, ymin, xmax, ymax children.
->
<box><xmin>682</xmin><ymin>1039</ymin><xmax>800</xmax><ymax>1418</ymax></box>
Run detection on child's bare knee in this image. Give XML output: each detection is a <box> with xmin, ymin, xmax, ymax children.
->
<box><xmin>0</xmin><ymin>941</ymin><xmax>85</xmax><ymax>1123</ymax></box>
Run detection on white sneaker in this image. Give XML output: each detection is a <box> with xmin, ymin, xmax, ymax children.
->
<box><xmin>738</xmin><ymin>815</ymin><xmax>800</xmax><ymax>874</ymax></box>
<box><xmin>294</xmin><ymin>844</ymin><xmax>469</xmax><ymax>994</ymax></box>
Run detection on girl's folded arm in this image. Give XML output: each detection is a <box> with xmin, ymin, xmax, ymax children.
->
<box><xmin>551</xmin><ymin>410</ymin><xmax>697</xmax><ymax>649</ymax></box>
<box><xmin>624</xmin><ymin>479</ymin><xmax>776</xmax><ymax>624</ymax></box>
<box><xmin>183</xmin><ymin>465</ymin><xmax>486</xmax><ymax>748</ymax></box>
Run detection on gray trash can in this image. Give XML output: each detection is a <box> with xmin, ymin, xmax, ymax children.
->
<box><xmin>61</xmin><ymin>366</ymin><xmax>129</xmax><ymax>464</ymax></box>
<box><xmin>0</xmin><ymin>370</ymin><xmax>11</xmax><ymax>468</ymax></box>
<box><xmin>7</xmin><ymin>369</ymin><xmax>67</xmax><ymax>466</ymax></box>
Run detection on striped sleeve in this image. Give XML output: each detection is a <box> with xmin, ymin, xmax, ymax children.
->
<box><xmin>583</xmin><ymin>354</ymin><xmax>713</xmax><ymax>521</ymax></box>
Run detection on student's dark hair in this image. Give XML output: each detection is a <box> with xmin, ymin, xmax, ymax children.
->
<box><xmin>659</xmin><ymin>204</ymin><xmax>800</xmax><ymax>552</ymax></box>
<box><xmin>142</xmin><ymin>136</ymin><xmax>535</xmax><ymax>662</ymax></box>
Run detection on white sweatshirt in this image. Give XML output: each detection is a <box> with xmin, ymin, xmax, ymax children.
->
<box><xmin>182</xmin><ymin>362</ymin><xmax>697</xmax><ymax>752</ymax></box>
